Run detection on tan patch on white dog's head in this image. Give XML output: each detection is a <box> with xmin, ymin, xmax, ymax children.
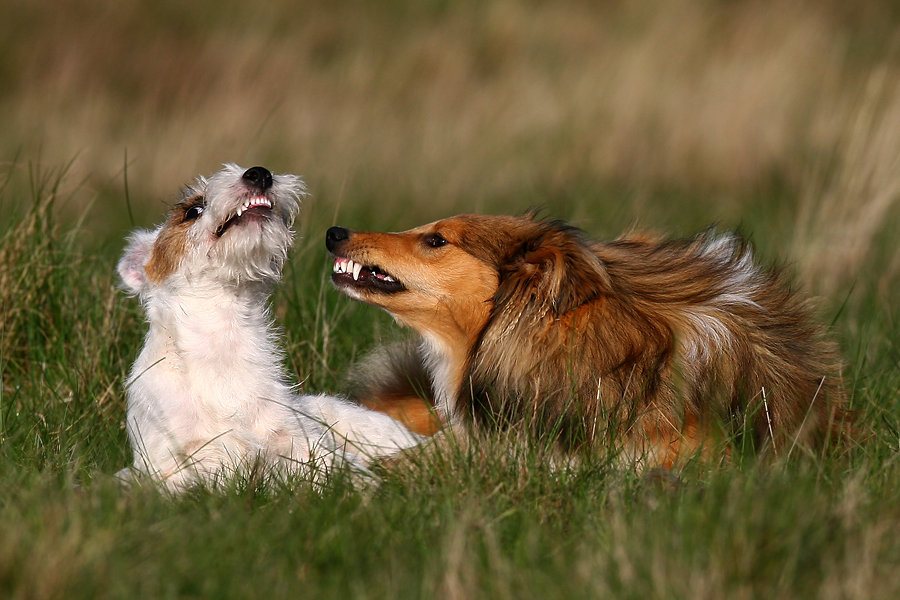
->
<box><xmin>144</xmin><ymin>194</ymin><xmax>204</xmax><ymax>284</ymax></box>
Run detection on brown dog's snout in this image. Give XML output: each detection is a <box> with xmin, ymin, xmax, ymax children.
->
<box><xmin>325</xmin><ymin>226</ymin><xmax>351</xmax><ymax>252</ymax></box>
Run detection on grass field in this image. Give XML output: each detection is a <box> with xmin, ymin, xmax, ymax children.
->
<box><xmin>3</xmin><ymin>1</ymin><xmax>900</xmax><ymax>598</ymax></box>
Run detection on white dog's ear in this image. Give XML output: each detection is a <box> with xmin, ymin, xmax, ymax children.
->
<box><xmin>117</xmin><ymin>229</ymin><xmax>159</xmax><ymax>295</ymax></box>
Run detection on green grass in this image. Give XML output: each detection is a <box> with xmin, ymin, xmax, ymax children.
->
<box><xmin>4</xmin><ymin>1</ymin><xmax>900</xmax><ymax>596</ymax></box>
<box><xmin>1</xmin><ymin>159</ymin><xmax>899</xmax><ymax>600</ymax></box>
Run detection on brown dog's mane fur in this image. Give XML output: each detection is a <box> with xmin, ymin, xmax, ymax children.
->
<box><xmin>329</xmin><ymin>214</ymin><xmax>850</xmax><ymax>468</ymax></box>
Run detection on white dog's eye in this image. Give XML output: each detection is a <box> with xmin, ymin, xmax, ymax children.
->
<box><xmin>183</xmin><ymin>203</ymin><xmax>205</xmax><ymax>222</ymax></box>
<box><xmin>423</xmin><ymin>233</ymin><xmax>448</xmax><ymax>248</ymax></box>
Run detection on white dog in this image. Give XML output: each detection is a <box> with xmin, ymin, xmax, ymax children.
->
<box><xmin>116</xmin><ymin>164</ymin><xmax>420</xmax><ymax>491</ymax></box>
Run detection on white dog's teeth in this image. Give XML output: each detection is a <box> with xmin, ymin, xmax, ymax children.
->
<box><xmin>384</xmin><ymin>275</ymin><xmax>395</xmax><ymax>282</ymax></box>
<box><xmin>237</xmin><ymin>207</ymin><xmax>244</xmax><ymax>216</ymax></box>
<box><xmin>352</xmin><ymin>262</ymin><xmax>363</xmax><ymax>281</ymax></box>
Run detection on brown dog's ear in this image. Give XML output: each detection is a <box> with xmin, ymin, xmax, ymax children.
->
<box><xmin>497</xmin><ymin>222</ymin><xmax>611</xmax><ymax>316</ymax></box>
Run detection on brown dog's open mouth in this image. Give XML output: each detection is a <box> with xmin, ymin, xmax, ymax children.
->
<box><xmin>331</xmin><ymin>257</ymin><xmax>405</xmax><ymax>293</ymax></box>
<box><xmin>215</xmin><ymin>196</ymin><xmax>273</xmax><ymax>237</ymax></box>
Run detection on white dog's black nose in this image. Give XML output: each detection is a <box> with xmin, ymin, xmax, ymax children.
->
<box><xmin>242</xmin><ymin>166</ymin><xmax>273</xmax><ymax>191</ymax></box>
<box><xmin>325</xmin><ymin>226</ymin><xmax>350</xmax><ymax>251</ymax></box>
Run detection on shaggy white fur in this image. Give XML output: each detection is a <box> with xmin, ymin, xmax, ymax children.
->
<box><xmin>117</xmin><ymin>164</ymin><xmax>420</xmax><ymax>491</ymax></box>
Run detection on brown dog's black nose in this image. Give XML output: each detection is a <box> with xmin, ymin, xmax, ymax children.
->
<box><xmin>325</xmin><ymin>226</ymin><xmax>350</xmax><ymax>252</ymax></box>
<box><xmin>242</xmin><ymin>166</ymin><xmax>273</xmax><ymax>191</ymax></box>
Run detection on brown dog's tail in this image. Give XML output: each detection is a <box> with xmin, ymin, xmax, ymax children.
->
<box><xmin>347</xmin><ymin>339</ymin><xmax>442</xmax><ymax>436</ymax></box>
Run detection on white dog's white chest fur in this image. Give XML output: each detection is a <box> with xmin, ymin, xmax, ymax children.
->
<box><xmin>117</xmin><ymin>164</ymin><xmax>419</xmax><ymax>491</ymax></box>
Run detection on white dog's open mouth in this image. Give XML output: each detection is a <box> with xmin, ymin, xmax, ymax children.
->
<box><xmin>331</xmin><ymin>257</ymin><xmax>405</xmax><ymax>293</ymax></box>
<box><xmin>215</xmin><ymin>195</ymin><xmax>273</xmax><ymax>237</ymax></box>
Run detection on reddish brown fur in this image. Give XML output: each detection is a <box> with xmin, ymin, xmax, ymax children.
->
<box><xmin>331</xmin><ymin>214</ymin><xmax>850</xmax><ymax>467</ymax></box>
<box><xmin>363</xmin><ymin>396</ymin><xmax>442</xmax><ymax>437</ymax></box>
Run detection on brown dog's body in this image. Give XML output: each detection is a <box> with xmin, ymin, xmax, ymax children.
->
<box><xmin>326</xmin><ymin>214</ymin><xmax>849</xmax><ymax>467</ymax></box>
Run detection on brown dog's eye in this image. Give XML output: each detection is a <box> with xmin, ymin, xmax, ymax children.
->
<box><xmin>423</xmin><ymin>233</ymin><xmax>448</xmax><ymax>248</ymax></box>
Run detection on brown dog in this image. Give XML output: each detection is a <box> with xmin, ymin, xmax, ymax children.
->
<box><xmin>326</xmin><ymin>214</ymin><xmax>849</xmax><ymax>468</ymax></box>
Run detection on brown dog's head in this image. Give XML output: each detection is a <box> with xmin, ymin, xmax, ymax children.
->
<box><xmin>325</xmin><ymin>214</ymin><xmax>611</xmax><ymax>348</ymax></box>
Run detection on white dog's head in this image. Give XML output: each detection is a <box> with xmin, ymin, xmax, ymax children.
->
<box><xmin>118</xmin><ymin>164</ymin><xmax>304</xmax><ymax>296</ymax></box>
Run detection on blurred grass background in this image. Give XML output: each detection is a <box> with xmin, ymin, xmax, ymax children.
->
<box><xmin>4</xmin><ymin>0</ymin><xmax>900</xmax><ymax>293</ymax></box>
<box><xmin>3</xmin><ymin>0</ymin><xmax>900</xmax><ymax>598</ymax></box>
